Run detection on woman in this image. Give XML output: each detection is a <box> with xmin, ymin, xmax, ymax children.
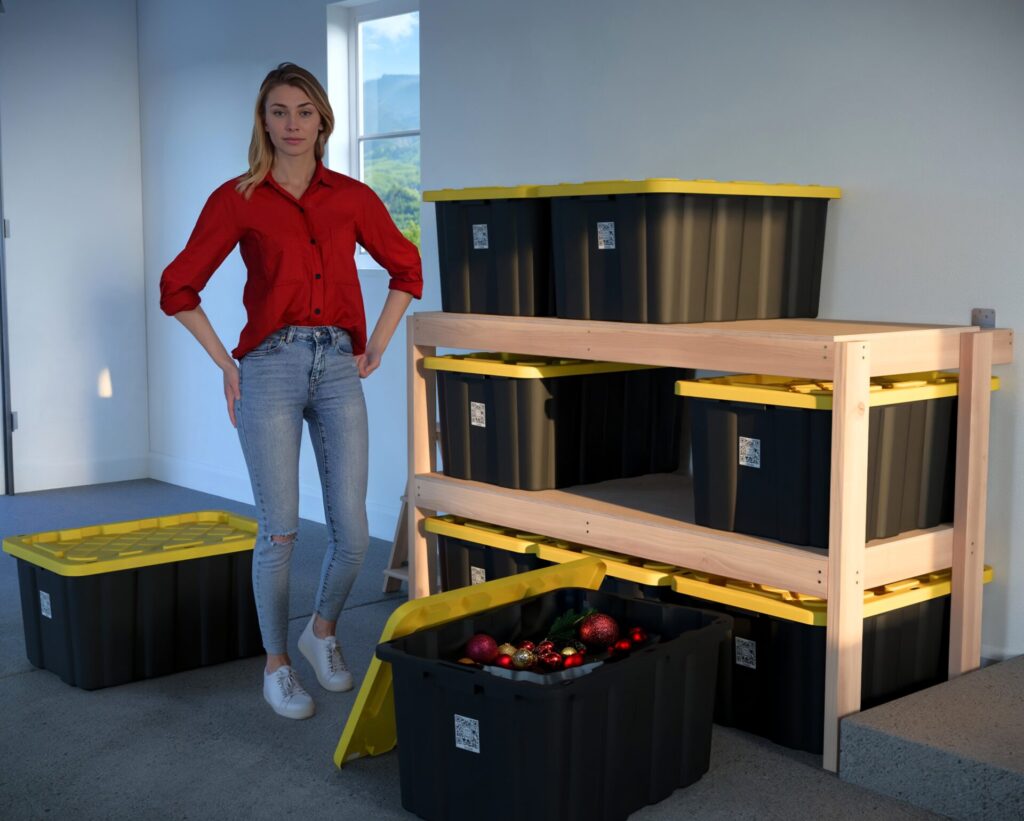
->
<box><xmin>159</xmin><ymin>63</ymin><xmax>422</xmax><ymax>719</ymax></box>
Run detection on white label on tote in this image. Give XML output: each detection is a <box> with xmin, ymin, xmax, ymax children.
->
<box><xmin>472</xmin><ymin>223</ymin><xmax>489</xmax><ymax>249</ymax></box>
<box><xmin>738</xmin><ymin>436</ymin><xmax>761</xmax><ymax>468</ymax></box>
<box><xmin>454</xmin><ymin>714</ymin><xmax>480</xmax><ymax>753</ymax></box>
<box><xmin>596</xmin><ymin>221</ymin><xmax>616</xmax><ymax>250</ymax></box>
<box><xmin>470</xmin><ymin>401</ymin><xmax>486</xmax><ymax>428</ymax></box>
<box><xmin>470</xmin><ymin>566</ymin><xmax>487</xmax><ymax>585</ymax></box>
<box><xmin>39</xmin><ymin>590</ymin><xmax>52</xmax><ymax>619</ymax></box>
<box><xmin>735</xmin><ymin>637</ymin><xmax>757</xmax><ymax>670</ymax></box>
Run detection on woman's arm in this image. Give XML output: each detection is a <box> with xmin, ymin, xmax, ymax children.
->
<box><xmin>357</xmin><ymin>288</ymin><xmax>414</xmax><ymax>378</ymax></box>
<box><xmin>173</xmin><ymin>305</ymin><xmax>241</xmax><ymax>426</ymax></box>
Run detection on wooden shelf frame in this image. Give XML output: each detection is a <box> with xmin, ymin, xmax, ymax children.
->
<box><xmin>405</xmin><ymin>311</ymin><xmax>1013</xmax><ymax>773</ymax></box>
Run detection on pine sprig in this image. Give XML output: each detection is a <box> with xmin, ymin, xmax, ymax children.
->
<box><xmin>545</xmin><ymin>607</ymin><xmax>596</xmax><ymax>644</ymax></box>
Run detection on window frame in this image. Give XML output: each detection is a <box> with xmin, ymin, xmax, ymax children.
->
<box><xmin>329</xmin><ymin>0</ymin><xmax>420</xmax><ymax>271</ymax></box>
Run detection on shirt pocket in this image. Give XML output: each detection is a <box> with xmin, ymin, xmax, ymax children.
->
<box><xmin>243</xmin><ymin>228</ymin><xmax>305</xmax><ymax>287</ymax></box>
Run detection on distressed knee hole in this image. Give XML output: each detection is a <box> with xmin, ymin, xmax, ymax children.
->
<box><xmin>270</xmin><ymin>533</ymin><xmax>296</xmax><ymax>545</ymax></box>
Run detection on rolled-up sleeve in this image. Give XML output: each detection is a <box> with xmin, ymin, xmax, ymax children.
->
<box><xmin>355</xmin><ymin>184</ymin><xmax>423</xmax><ymax>299</ymax></box>
<box><xmin>159</xmin><ymin>185</ymin><xmax>241</xmax><ymax>316</ymax></box>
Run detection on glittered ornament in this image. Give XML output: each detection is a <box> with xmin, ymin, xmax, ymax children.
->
<box><xmin>629</xmin><ymin>627</ymin><xmax>648</xmax><ymax>644</ymax></box>
<box><xmin>495</xmin><ymin>654</ymin><xmax>514</xmax><ymax>668</ymax></box>
<box><xmin>578</xmin><ymin>613</ymin><xmax>620</xmax><ymax>648</ymax></box>
<box><xmin>497</xmin><ymin>643</ymin><xmax>517</xmax><ymax>657</ymax></box>
<box><xmin>536</xmin><ymin>641</ymin><xmax>555</xmax><ymax>654</ymax></box>
<box><xmin>465</xmin><ymin>633</ymin><xmax>499</xmax><ymax>664</ymax></box>
<box><xmin>512</xmin><ymin>648</ymin><xmax>537</xmax><ymax>669</ymax></box>
<box><xmin>517</xmin><ymin>640</ymin><xmax>536</xmax><ymax>651</ymax></box>
<box><xmin>613</xmin><ymin>638</ymin><xmax>633</xmax><ymax>653</ymax></box>
<box><xmin>542</xmin><ymin>653</ymin><xmax>564</xmax><ymax>670</ymax></box>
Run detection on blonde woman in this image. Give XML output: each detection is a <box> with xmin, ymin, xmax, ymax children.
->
<box><xmin>160</xmin><ymin>63</ymin><xmax>422</xmax><ymax>719</ymax></box>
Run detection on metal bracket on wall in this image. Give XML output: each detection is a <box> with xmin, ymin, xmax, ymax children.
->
<box><xmin>1</xmin><ymin>220</ymin><xmax>8</xmax><ymax>239</ymax></box>
<box><xmin>971</xmin><ymin>308</ymin><xmax>996</xmax><ymax>329</ymax></box>
<box><xmin>9</xmin><ymin>411</ymin><xmax>16</xmax><ymax>432</ymax></box>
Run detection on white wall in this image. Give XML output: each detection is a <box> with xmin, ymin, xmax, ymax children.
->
<box><xmin>420</xmin><ymin>0</ymin><xmax>1024</xmax><ymax>658</ymax></box>
<box><xmin>139</xmin><ymin>0</ymin><xmax>415</xmax><ymax>539</ymax></box>
<box><xmin>0</xmin><ymin>0</ymin><xmax>149</xmax><ymax>492</ymax></box>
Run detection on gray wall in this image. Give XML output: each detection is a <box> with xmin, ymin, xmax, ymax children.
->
<box><xmin>420</xmin><ymin>0</ymin><xmax>1024</xmax><ymax>658</ymax></box>
<box><xmin>0</xmin><ymin>0</ymin><xmax>149</xmax><ymax>491</ymax></box>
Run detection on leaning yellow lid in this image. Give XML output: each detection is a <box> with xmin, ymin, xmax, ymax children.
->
<box><xmin>534</xmin><ymin>178</ymin><xmax>841</xmax><ymax>199</ymax></box>
<box><xmin>671</xmin><ymin>565</ymin><xmax>994</xmax><ymax>626</ymax></box>
<box><xmin>675</xmin><ymin>371</ymin><xmax>1001</xmax><ymax>410</ymax></box>
<box><xmin>423</xmin><ymin>184</ymin><xmax>538</xmax><ymax>202</ymax></box>
<box><xmin>2</xmin><ymin>511</ymin><xmax>257</xmax><ymax>577</ymax></box>
<box><xmin>425</xmin><ymin>351</ymin><xmax>657</xmax><ymax>379</ymax></box>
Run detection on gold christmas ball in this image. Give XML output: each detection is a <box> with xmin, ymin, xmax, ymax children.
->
<box><xmin>561</xmin><ymin>647</ymin><xmax>578</xmax><ymax>656</ymax></box>
<box><xmin>511</xmin><ymin>648</ymin><xmax>537</xmax><ymax>669</ymax></box>
<box><xmin>497</xmin><ymin>643</ymin><xmax>517</xmax><ymax>657</ymax></box>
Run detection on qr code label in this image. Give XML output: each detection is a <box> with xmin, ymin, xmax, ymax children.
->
<box><xmin>454</xmin><ymin>714</ymin><xmax>480</xmax><ymax>753</ymax></box>
<box><xmin>738</xmin><ymin>436</ymin><xmax>761</xmax><ymax>468</ymax></box>
<box><xmin>596</xmin><ymin>221</ymin><xmax>616</xmax><ymax>250</ymax></box>
<box><xmin>472</xmin><ymin>224</ymin><xmax>489</xmax><ymax>250</ymax></box>
<box><xmin>39</xmin><ymin>590</ymin><xmax>52</xmax><ymax>619</ymax></box>
<box><xmin>735</xmin><ymin>637</ymin><xmax>757</xmax><ymax>670</ymax></box>
<box><xmin>470</xmin><ymin>401</ymin><xmax>486</xmax><ymax>428</ymax></box>
<box><xmin>470</xmin><ymin>566</ymin><xmax>487</xmax><ymax>585</ymax></box>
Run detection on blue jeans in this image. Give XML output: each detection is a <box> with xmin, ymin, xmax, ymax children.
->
<box><xmin>234</xmin><ymin>325</ymin><xmax>369</xmax><ymax>655</ymax></box>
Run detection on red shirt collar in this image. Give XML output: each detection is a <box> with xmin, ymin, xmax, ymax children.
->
<box><xmin>264</xmin><ymin>161</ymin><xmax>333</xmax><ymax>199</ymax></box>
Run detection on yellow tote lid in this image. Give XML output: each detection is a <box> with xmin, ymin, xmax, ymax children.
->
<box><xmin>675</xmin><ymin>371</ymin><xmax>1001</xmax><ymax>410</ymax></box>
<box><xmin>671</xmin><ymin>565</ymin><xmax>993</xmax><ymax>626</ymax></box>
<box><xmin>423</xmin><ymin>184</ymin><xmax>538</xmax><ymax>202</ymax></box>
<box><xmin>534</xmin><ymin>178</ymin><xmax>841</xmax><ymax>200</ymax></box>
<box><xmin>424</xmin><ymin>515</ymin><xmax>540</xmax><ymax>555</ymax></box>
<box><xmin>425</xmin><ymin>351</ymin><xmax>657</xmax><ymax>379</ymax></box>
<box><xmin>1</xmin><ymin>511</ymin><xmax>257</xmax><ymax>577</ymax></box>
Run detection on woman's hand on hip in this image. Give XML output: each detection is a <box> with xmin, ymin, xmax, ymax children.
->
<box><xmin>355</xmin><ymin>345</ymin><xmax>382</xmax><ymax>379</ymax></box>
<box><xmin>223</xmin><ymin>361</ymin><xmax>241</xmax><ymax>426</ymax></box>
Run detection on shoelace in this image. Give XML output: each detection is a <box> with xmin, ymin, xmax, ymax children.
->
<box><xmin>276</xmin><ymin>667</ymin><xmax>302</xmax><ymax>698</ymax></box>
<box><xmin>323</xmin><ymin>637</ymin><xmax>348</xmax><ymax>675</ymax></box>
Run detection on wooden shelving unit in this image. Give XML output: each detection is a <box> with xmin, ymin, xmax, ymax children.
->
<box><xmin>405</xmin><ymin>311</ymin><xmax>1013</xmax><ymax>772</ymax></box>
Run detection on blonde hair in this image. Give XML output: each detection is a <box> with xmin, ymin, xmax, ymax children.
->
<box><xmin>236</xmin><ymin>63</ymin><xmax>335</xmax><ymax>198</ymax></box>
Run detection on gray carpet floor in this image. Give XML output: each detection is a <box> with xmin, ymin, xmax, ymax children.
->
<box><xmin>0</xmin><ymin>479</ymin><xmax>937</xmax><ymax>819</ymax></box>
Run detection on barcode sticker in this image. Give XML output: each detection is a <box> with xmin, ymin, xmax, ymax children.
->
<box><xmin>471</xmin><ymin>401</ymin><xmax>486</xmax><ymax>428</ymax></box>
<box><xmin>472</xmin><ymin>224</ymin><xmax>489</xmax><ymax>249</ymax></box>
<box><xmin>470</xmin><ymin>566</ymin><xmax>487</xmax><ymax>585</ymax></box>
<box><xmin>596</xmin><ymin>221</ymin><xmax>616</xmax><ymax>250</ymax></box>
<box><xmin>735</xmin><ymin>637</ymin><xmax>757</xmax><ymax>670</ymax></box>
<box><xmin>454</xmin><ymin>714</ymin><xmax>480</xmax><ymax>753</ymax></box>
<box><xmin>738</xmin><ymin>436</ymin><xmax>761</xmax><ymax>468</ymax></box>
<box><xmin>39</xmin><ymin>590</ymin><xmax>52</xmax><ymax>619</ymax></box>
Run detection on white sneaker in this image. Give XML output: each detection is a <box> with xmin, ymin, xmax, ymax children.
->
<box><xmin>263</xmin><ymin>665</ymin><xmax>315</xmax><ymax>719</ymax></box>
<box><xmin>298</xmin><ymin>616</ymin><xmax>354</xmax><ymax>692</ymax></box>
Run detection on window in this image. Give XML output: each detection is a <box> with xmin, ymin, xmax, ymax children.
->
<box><xmin>328</xmin><ymin>1</ymin><xmax>421</xmax><ymax>260</ymax></box>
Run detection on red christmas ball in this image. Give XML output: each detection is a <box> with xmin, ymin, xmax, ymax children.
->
<box><xmin>465</xmin><ymin>633</ymin><xmax>499</xmax><ymax>664</ymax></box>
<box><xmin>629</xmin><ymin>627</ymin><xmax>648</xmax><ymax>644</ymax></box>
<box><xmin>517</xmin><ymin>640</ymin><xmax>536</xmax><ymax>652</ymax></box>
<box><xmin>495</xmin><ymin>654</ymin><xmax>514</xmax><ymax>668</ymax></box>
<box><xmin>613</xmin><ymin>638</ymin><xmax>633</xmax><ymax>653</ymax></box>
<box><xmin>536</xmin><ymin>641</ymin><xmax>555</xmax><ymax>654</ymax></box>
<box><xmin>578</xmin><ymin>613</ymin><xmax>620</xmax><ymax>648</ymax></box>
<box><xmin>540</xmin><ymin>652</ymin><xmax>564</xmax><ymax>670</ymax></box>
<box><xmin>563</xmin><ymin>652</ymin><xmax>585</xmax><ymax>668</ymax></box>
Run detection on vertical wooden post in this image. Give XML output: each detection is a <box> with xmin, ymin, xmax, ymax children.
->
<box><xmin>822</xmin><ymin>341</ymin><xmax>870</xmax><ymax>773</ymax></box>
<box><xmin>407</xmin><ymin>315</ymin><xmax>436</xmax><ymax>599</ymax></box>
<box><xmin>949</xmin><ymin>330</ymin><xmax>993</xmax><ymax>676</ymax></box>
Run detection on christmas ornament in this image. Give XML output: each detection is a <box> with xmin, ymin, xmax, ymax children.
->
<box><xmin>536</xmin><ymin>641</ymin><xmax>555</xmax><ymax>655</ymax></box>
<box><xmin>629</xmin><ymin>627</ymin><xmax>648</xmax><ymax>644</ymax></box>
<box><xmin>512</xmin><ymin>648</ymin><xmax>537</xmax><ymax>669</ymax></box>
<box><xmin>613</xmin><ymin>638</ymin><xmax>633</xmax><ymax>653</ymax></box>
<box><xmin>465</xmin><ymin>633</ymin><xmax>499</xmax><ymax>664</ymax></box>
<box><xmin>497</xmin><ymin>643</ymin><xmax>517</xmax><ymax>657</ymax></box>
<box><xmin>560</xmin><ymin>646</ymin><xmax>578</xmax><ymax>657</ymax></box>
<box><xmin>517</xmin><ymin>640</ymin><xmax>536</xmax><ymax>651</ymax></box>
<box><xmin>546</xmin><ymin>607</ymin><xmax>596</xmax><ymax>646</ymax></box>
<box><xmin>563</xmin><ymin>652</ymin><xmax>584</xmax><ymax>668</ymax></box>
<box><xmin>539</xmin><ymin>652</ymin><xmax>564</xmax><ymax>670</ymax></box>
<box><xmin>457</xmin><ymin>657</ymin><xmax>479</xmax><ymax>666</ymax></box>
<box><xmin>578</xmin><ymin>613</ymin><xmax>620</xmax><ymax>648</ymax></box>
<box><xmin>495</xmin><ymin>654</ymin><xmax>514</xmax><ymax>668</ymax></box>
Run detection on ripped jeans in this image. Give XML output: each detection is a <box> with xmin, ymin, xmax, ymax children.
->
<box><xmin>235</xmin><ymin>325</ymin><xmax>369</xmax><ymax>655</ymax></box>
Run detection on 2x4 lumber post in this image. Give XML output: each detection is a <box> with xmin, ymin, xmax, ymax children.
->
<box><xmin>822</xmin><ymin>341</ymin><xmax>870</xmax><ymax>773</ymax></box>
<box><xmin>407</xmin><ymin>316</ymin><xmax>436</xmax><ymax>599</ymax></box>
<box><xmin>949</xmin><ymin>330</ymin><xmax>993</xmax><ymax>676</ymax></box>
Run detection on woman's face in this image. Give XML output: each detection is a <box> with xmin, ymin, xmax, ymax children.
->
<box><xmin>264</xmin><ymin>84</ymin><xmax>322</xmax><ymax>159</ymax></box>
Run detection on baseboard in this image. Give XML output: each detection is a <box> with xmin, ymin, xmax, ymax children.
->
<box><xmin>13</xmin><ymin>456</ymin><xmax>149</xmax><ymax>493</ymax></box>
<box><xmin>148</xmin><ymin>452</ymin><xmax>401</xmax><ymax>541</ymax></box>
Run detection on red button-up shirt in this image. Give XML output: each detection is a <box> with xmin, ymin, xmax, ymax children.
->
<box><xmin>159</xmin><ymin>162</ymin><xmax>422</xmax><ymax>359</ymax></box>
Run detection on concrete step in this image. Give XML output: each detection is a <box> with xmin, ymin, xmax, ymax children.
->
<box><xmin>840</xmin><ymin>654</ymin><xmax>1024</xmax><ymax>820</ymax></box>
